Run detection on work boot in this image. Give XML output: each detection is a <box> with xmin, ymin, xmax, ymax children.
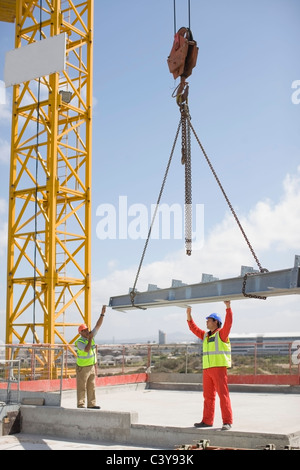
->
<box><xmin>194</xmin><ymin>421</ymin><xmax>212</xmax><ymax>428</ymax></box>
<box><xmin>221</xmin><ymin>423</ymin><xmax>232</xmax><ymax>431</ymax></box>
<box><xmin>87</xmin><ymin>406</ymin><xmax>101</xmax><ymax>409</ymax></box>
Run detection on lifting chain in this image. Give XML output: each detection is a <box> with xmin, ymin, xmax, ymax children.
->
<box><xmin>130</xmin><ymin>88</ymin><xmax>268</xmax><ymax>305</ymax></box>
<box><xmin>129</xmin><ymin>119</ymin><xmax>182</xmax><ymax>309</ymax></box>
<box><xmin>186</xmin><ymin>115</ymin><xmax>269</xmax><ymax>299</ymax></box>
<box><xmin>242</xmin><ymin>272</ymin><xmax>268</xmax><ymax>300</ymax></box>
<box><xmin>180</xmin><ymin>100</ymin><xmax>192</xmax><ymax>256</ymax></box>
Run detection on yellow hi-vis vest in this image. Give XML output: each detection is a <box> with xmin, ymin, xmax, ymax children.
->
<box><xmin>75</xmin><ymin>337</ymin><xmax>96</xmax><ymax>367</ymax></box>
<box><xmin>202</xmin><ymin>331</ymin><xmax>231</xmax><ymax>369</ymax></box>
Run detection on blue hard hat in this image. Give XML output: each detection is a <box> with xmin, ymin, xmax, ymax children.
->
<box><xmin>206</xmin><ymin>313</ymin><xmax>222</xmax><ymax>324</ymax></box>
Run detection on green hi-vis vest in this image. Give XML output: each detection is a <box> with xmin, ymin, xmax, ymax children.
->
<box><xmin>75</xmin><ymin>337</ymin><xmax>96</xmax><ymax>367</ymax></box>
<box><xmin>202</xmin><ymin>331</ymin><xmax>231</xmax><ymax>369</ymax></box>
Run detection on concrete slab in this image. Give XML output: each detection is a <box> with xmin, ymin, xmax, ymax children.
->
<box><xmin>61</xmin><ymin>386</ymin><xmax>300</xmax><ymax>435</ymax></box>
<box><xmin>0</xmin><ymin>433</ymin><xmax>161</xmax><ymax>450</ymax></box>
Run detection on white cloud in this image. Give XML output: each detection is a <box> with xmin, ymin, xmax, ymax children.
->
<box><xmin>246</xmin><ymin>167</ymin><xmax>300</xmax><ymax>251</ymax></box>
<box><xmin>0</xmin><ymin>198</ymin><xmax>7</xmax><ymax>215</ymax></box>
<box><xmin>0</xmin><ymin>199</ymin><xmax>8</xmax><ymax>257</ymax></box>
<box><xmin>0</xmin><ymin>139</ymin><xmax>10</xmax><ymax>165</ymax></box>
<box><xmin>0</xmin><ymin>86</ymin><xmax>11</xmax><ymax>122</ymax></box>
<box><xmin>107</xmin><ymin>259</ymin><xmax>119</xmax><ymax>271</ymax></box>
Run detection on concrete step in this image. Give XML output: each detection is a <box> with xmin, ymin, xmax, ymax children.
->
<box><xmin>19</xmin><ymin>404</ymin><xmax>300</xmax><ymax>450</ymax></box>
<box><xmin>148</xmin><ymin>381</ymin><xmax>300</xmax><ymax>394</ymax></box>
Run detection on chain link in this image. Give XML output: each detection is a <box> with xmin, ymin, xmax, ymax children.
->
<box><xmin>180</xmin><ymin>103</ymin><xmax>192</xmax><ymax>255</ymax></box>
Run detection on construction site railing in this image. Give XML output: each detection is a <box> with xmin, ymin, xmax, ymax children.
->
<box><xmin>147</xmin><ymin>341</ymin><xmax>300</xmax><ymax>377</ymax></box>
<box><xmin>0</xmin><ymin>341</ymin><xmax>299</xmax><ymax>389</ymax></box>
<box><xmin>0</xmin><ymin>360</ymin><xmax>20</xmax><ymax>404</ymax></box>
<box><xmin>0</xmin><ymin>344</ymin><xmax>65</xmax><ymax>403</ymax></box>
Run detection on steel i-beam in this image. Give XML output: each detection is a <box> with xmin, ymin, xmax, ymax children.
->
<box><xmin>108</xmin><ymin>255</ymin><xmax>300</xmax><ymax>311</ymax></box>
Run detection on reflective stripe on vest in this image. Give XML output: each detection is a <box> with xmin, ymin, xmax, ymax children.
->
<box><xmin>75</xmin><ymin>337</ymin><xmax>96</xmax><ymax>366</ymax></box>
<box><xmin>202</xmin><ymin>331</ymin><xmax>231</xmax><ymax>369</ymax></box>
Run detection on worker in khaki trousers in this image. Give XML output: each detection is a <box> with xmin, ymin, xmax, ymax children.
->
<box><xmin>75</xmin><ymin>306</ymin><xmax>106</xmax><ymax>409</ymax></box>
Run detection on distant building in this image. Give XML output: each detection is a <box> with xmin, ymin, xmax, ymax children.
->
<box><xmin>229</xmin><ymin>332</ymin><xmax>300</xmax><ymax>356</ymax></box>
<box><xmin>188</xmin><ymin>332</ymin><xmax>300</xmax><ymax>356</ymax></box>
<box><xmin>158</xmin><ymin>330</ymin><xmax>166</xmax><ymax>345</ymax></box>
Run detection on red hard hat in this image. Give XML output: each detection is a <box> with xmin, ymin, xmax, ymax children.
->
<box><xmin>78</xmin><ymin>324</ymin><xmax>88</xmax><ymax>334</ymax></box>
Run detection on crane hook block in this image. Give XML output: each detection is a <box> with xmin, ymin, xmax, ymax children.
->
<box><xmin>167</xmin><ymin>27</ymin><xmax>198</xmax><ymax>80</ymax></box>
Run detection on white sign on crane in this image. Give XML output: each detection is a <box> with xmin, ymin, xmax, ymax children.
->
<box><xmin>4</xmin><ymin>33</ymin><xmax>66</xmax><ymax>87</ymax></box>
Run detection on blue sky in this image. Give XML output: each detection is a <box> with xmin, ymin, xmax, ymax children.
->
<box><xmin>0</xmin><ymin>0</ymin><xmax>300</xmax><ymax>343</ymax></box>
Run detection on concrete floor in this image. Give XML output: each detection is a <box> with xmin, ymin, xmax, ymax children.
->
<box><xmin>0</xmin><ymin>386</ymin><xmax>300</xmax><ymax>450</ymax></box>
<box><xmin>61</xmin><ymin>386</ymin><xmax>300</xmax><ymax>434</ymax></box>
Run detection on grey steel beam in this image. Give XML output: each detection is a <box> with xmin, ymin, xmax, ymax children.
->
<box><xmin>108</xmin><ymin>255</ymin><xmax>300</xmax><ymax>311</ymax></box>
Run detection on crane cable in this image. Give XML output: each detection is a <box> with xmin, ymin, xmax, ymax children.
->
<box><xmin>173</xmin><ymin>0</ymin><xmax>191</xmax><ymax>34</ymax></box>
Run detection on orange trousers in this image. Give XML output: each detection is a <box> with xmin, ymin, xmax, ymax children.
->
<box><xmin>202</xmin><ymin>367</ymin><xmax>233</xmax><ymax>425</ymax></box>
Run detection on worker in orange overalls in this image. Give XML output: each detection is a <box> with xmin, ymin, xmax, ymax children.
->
<box><xmin>187</xmin><ymin>300</ymin><xmax>233</xmax><ymax>430</ymax></box>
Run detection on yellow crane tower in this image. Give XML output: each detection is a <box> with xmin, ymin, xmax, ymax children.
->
<box><xmin>1</xmin><ymin>0</ymin><xmax>94</xmax><ymax>350</ymax></box>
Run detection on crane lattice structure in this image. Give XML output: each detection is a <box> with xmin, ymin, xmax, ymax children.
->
<box><xmin>1</xmin><ymin>0</ymin><xmax>94</xmax><ymax>348</ymax></box>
